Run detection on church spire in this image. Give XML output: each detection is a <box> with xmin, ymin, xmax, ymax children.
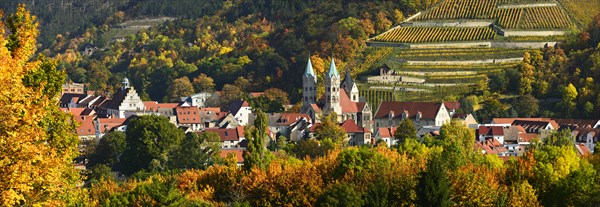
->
<box><xmin>304</xmin><ymin>53</ymin><xmax>315</xmax><ymax>77</ymax></box>
<box><xmin>327</xmin><ymin>56</ymin><xmax>339</xmax><ymax>78</ymax></box>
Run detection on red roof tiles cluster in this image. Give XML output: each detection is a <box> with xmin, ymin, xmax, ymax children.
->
<box><xmin>176</xmin><ymin>106</ymin><xmax>202</xmax><ymax>124</ymax></box>
<box><xmin>377</xmin><ymin>127</ymin><xmax>396</xmax><ymax>138</ymax></box>
<box><xmin>340</xmin><ymin>120</ymin><xmax>370</xmax><ymax>133</ymax></box>
<box><xmin>475</xmin><ymin>138</ymin><xmax>508</xmax><ymax>154</ymax></box>
<box><xmin>203</xmin><ymin>126</ymin><xmax>245</xmax><ymax>142</ymax></box>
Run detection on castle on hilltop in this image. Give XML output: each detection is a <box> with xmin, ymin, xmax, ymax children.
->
<box><xmin>300</xmin><ymin>55</ymin><xmax>372</xmax><ymax>131</ymax></box>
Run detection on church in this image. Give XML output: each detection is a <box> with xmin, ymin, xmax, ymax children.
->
<box><xmin>301</xmin><ymin>56</ymin><xmax>373</xmax><ymax>131</ymax></box>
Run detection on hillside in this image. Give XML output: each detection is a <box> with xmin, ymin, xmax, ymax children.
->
<box><xmin>358</xmin><ymin>0</ymin><xmax>586</xmax><ymax>106</ymax></box>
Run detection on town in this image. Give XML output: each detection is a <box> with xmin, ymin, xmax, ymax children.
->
<box><xmin>61</xmin><ymin>55</ymin><xmax>596</xmax><ymax>169</ymax></box>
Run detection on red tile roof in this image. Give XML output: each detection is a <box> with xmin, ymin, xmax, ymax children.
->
<box><xmin>575</xmin><ymin>144</ymin><xmax>592</xmax><ymax>156</ymax></box>
<box><xmin>97</xmin><ymin>118</ymin><xmax>127</xmax><ymax>134</ymax></box>
<box><xmin>377</xmin><ymin>127</ymin><xmax>396</xmax><ymax>138</ymax></box>
<box><xmin>478</xmin><ymin>126</ymin><xmax>505</xmax><ymax>136</ymax></box>
<box><xmin>74</xmin><ymin>116</ymin><xmax>96</xmax><ymax>136</ymax></box>
<box><xmin>61</xmin><ymin>108</ymin><xmax>87</xmax><ymax>116</ymax></box>
<box><xmin>200</xmin><ymin>107</ymin><xmax>222</xmax><ymax>113</ymax></box>
<box><xmin>275</xmin><ymin>113</ymin><xmax>312</xmax><ymax>126</ymax></box>
<box><xmin>340</xmin><ymin>120</ymin><xmax>370</xmax><ymax>133</ymax></box>
<box><xmin>492</xmin><ymin>118</ymin><xmax>552</xmax><ymax>125</ymax></box>
<box><xmin>220</xmin><ymin>149</ymin><xmax>245</xmax><ymax>163</ymax></box>
<box><xmin>203</xmin><ymin>126</ymin><xmax>245</xmax><ymax>142</ymax></box>
<box><xmin>176</xmin><ymin>106</ymin><xmax>202</xmax><ymax>124</ymax></box>
<box><xmin>444</xmin><ymin>102</ymin><xmax>461</xmax><ymax>110</ymax></box>
<box><xmin>375</xmin><ymin>101</ymin><xmax>443</xmax><ymax>119</ymax></box>
<box><xmin>250</xmin><ymin>92</ymin><xmax>265</xmax><ymax>98</ymax></box>
<box><xmin>144</xmin><ymin>101</ymin><xmax>179</xmax><ymax>111</ymax></box>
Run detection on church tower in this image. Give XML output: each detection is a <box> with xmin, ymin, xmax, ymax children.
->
<box><xmin>341</xmin><ymin>69</ymin><xmax>360</xmax><ymax>102</ymax></box>
<box><xmin>302</xmin><ymin>55</ymin><xmax>317</xmax><ymax>105</ymax></box>
<box><xmin>324</xmin><ymin>56</ymin><xmax>342</xmax><ymax>116</ymax></box>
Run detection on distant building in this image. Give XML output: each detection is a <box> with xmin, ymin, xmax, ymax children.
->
<box><xmin>374</xmin><ymin>101</ymin><xmax>454</xmax><ymax>129</ymax></box>
<box><xmin>226</xmin><ymin>100</ymin><xmax>252</xmax><ymax>126</ymax></box>
<box><xmin>62</xmin><ymin>82</ymin><xmax>85</xmax><ymax>95</ymax></box>
<box><xmin>99</xmin><ymin>78</ymin><xmax>144</xmax><ymax>118</ymax></box>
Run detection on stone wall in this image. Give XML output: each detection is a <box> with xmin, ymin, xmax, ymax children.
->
<box><xmin>502</xmin><ymin>30</ymin><xmax>566</xmax><ymax>37</ymax></box>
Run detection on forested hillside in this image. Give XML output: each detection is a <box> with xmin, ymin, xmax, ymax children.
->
<box><xmin>8</xmin><ymin>0</ymin><xmax>439</xmax><ymax>103</ymax></box>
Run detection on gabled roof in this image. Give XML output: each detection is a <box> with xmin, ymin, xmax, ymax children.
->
<box><xmin>97</xmin><ymin>118</ymin><xmax>127</xmax><ymax>134</ymax></box>
<box><xmin>575</xmin><ymin>144</ymin><xmax>592</xmax><ymax>156</ymax></box>
<box><xmin>478</xmin><ymin>126</ymin><xmax>505</xmax><ymax>136</ymax></box>
<box><xmin>226</xmin><ymin>100</ymin><xmax>250</xmax><ymax>116</ymax></box>
<box><xmin>276</xmin><ymin>113</ymin><xmax>312</xmax><ymax>126</ymax></box>
<box><xmin>73</xmin><ymin>116</ymin><xmax>96</xmax><ymax>136</ymax></box>
<box><xmin>554</xmin><ymin>118</ymin><xmax>599</xmax><ymax>129</ymax></box>
<box><xmin>203</xmin><ymin>126</ymin><xmax>245</xmax><ymax>142</ymax></box>
<box><xmin>340</xmin><ymin>120</ymin><xmax>370</xmax><ymax>133</ymax></box>
<box><xmin>176</xmin><ymin>106</ymin><xmax>202</xmax><ymax>124</ymax></box>
<box><xmin>143</xmin><ymin>101</ymin><xmax>179</xmax><ymax>111</ymax></box>
<box><xmin>60</xmin><ymin>93</ymin><xmax>88</xmax><ymax>106</ymax></box>
<box><xmin>61</xmin><ymin>108</ymin><xmax>87</xmax><ymax>116</ymax></box>
<box><xmin>512</xmin><ymin>120</ymin><xmax>558</xmax><ymax>132</ymax></box>
<box><xmin>492</xmin><ymin>118</ymin><xmax>552</xmax><ymax>125</ymax></box>
<box><xmin>102</xmin><ymin>88</ymin><xmax>130</xmax><ymax>110</ymax></box>
<box><xmin>375</xmin><ymin>101</ymin><xmax>442</xmax><ymax>119</ymax></box>
<box><xmin>444</xmin><ymin>102</ymin><xmax>461</xmax><ymax>111</ymax></box>
<box><xmin>377</xmin><ymin>127</ymin><xmax>396</xmax><ymax>138</ymax></box>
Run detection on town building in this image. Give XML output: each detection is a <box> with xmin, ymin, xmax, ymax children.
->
<box><xmin>300</xmin><ymin>56</ymin><xmax>373</xmax><ymax>131</ymax></box>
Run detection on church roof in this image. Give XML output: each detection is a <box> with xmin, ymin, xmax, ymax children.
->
<box><xmin>304</xmin><ymin>56</ymin><xmax>316</xmax><ymax>77</ymax></box>
<box><xmin>318</xmin><ymin>90</ymin><xmax>366</xmax><ymax>113</ymax></box>
<box><xmin>327</xmin><ymin>57</ymin><xmax>339</xmax><ymax>78</ymax></box>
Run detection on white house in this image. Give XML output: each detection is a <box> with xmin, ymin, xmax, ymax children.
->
<box><xmin>227</xmin><ymin>100</ymin><xmax>252</xmax><ymax>126</ymax></box>
<box><xmin>101</xmin><ymin>78</ymin><xmax>144</xmax><ymax>118</ymax></box>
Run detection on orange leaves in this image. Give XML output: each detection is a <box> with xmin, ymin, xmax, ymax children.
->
<box><xmin>450</xmin><ymin>164</ymin><xmax>502</xmax><ymax>206</ymax></box>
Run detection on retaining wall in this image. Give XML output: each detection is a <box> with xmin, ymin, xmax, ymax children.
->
<box><xmin>406</xmin><ymin>20</ymin><xmax>493</xmax><ymax>27</ymax></box>
<box><xmin>497</xmin><ymin>3</ymin><xmax>557</xmax><ymax>9</ymax></box>
<box><xmin>405</xmin><ymin>57</ymin><xmax>522</xmax><ymax>65</ymax></box>
<box><xmin>502</xmin><ymin>30</ymin><xmax>566</xmax><ymax>37</ymax></box>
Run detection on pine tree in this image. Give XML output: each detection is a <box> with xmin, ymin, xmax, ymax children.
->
<box><xmin>243</xmin><ymin>109</ymin><xmax>270</xmax><ymax>171</ymax></box>
<box><xmin>416</xmin><ymin>154</ymin><xmax>453</xmax><ymax>207</ymax></box>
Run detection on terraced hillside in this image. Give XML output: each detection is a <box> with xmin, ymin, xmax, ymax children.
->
<box><xmin>360</xmin><ymin>0</ymin><xmax>583</xmax><ymax>103</ymax></box>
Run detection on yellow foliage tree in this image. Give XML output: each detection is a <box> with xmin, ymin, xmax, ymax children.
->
<box><xmin>0</xmin><ymin>5</ymin><xmax>79</xmax><ymax>206</ymax></box>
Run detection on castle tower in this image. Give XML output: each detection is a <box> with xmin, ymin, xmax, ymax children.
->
<box><xmin>302</xmin><ymin>55</ymin><xmax>317</xmax><ymax>105</ymax></box>
<box><xmin>341</xmin><ymin>69</ymin><xmax>360</xmax><ymax>102</ymax></box>
<box><xmin>324</xmin><ymin>56</ymin><xmax>342</xmax><ymax>116</ymax></box>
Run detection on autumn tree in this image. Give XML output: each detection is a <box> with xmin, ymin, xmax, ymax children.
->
<box><xmin>192</xmin><ymin>73</ymin><xmax>215</xmax><ymax>92</ymax></box>
<box><xmin>314</xmin><ymin>113</ymin><xmax>347</xmax><ymax>144</ymax></box>
<box><xmin>167</xmin><ymin>76</ymin><xmax>194</xmax><ymax>102</ymax></box>
<box><xmin>0</xmin><ymin>5</ymin><xmax>80</xmax><ymax>206</ymax></box>
<box><xmin>559</xmin><ymin>83</ymin><xmax>578</xmax><ymax>117</ymax></box>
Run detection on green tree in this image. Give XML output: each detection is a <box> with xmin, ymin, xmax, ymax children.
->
<box><xmin>477</xmin><ymin>99</ymin><xmax>507</xmax><ymax>122</ymax></box>
<box><xmin>243</xmin><ymin>109</ymin><xmax>271</xmax><ymax>171</ymax></box>
<box><xmin>169</xmin><ymin>132</ymin><xmax>222</xmax><ymax>170</ymax></box>
<box><xmin>315</xmin><ymin>113</ymin><xmax>347</xmax><ymax>143</ymax></box>
<box><xmin>317</xmin><ymin>183</ymin><xmax>364</xmax><ymax>207</ymax></box>
<box><xmin>121</xmin><ymin>115</ymin><xmax>184</xmax><ymax>175</ymax></box>
<box><xmin>513</xmin><ymin>95</ymin><xmax>539</xmax><ymax>118</ymax></box>
<box><xmin>439</xmin><ymin>120</ymin><xmax>475</xmax><ymax>169</ymax></box>
<box><xmin>416</xmin><ymin>154</ymin><xmax>453</xmax><ymax>207</ymax></box>
<box><xmin>88</xmin><ymin>131</ymin><xmax>127</xmax><ymax>171</ymax></box>
<box><xmin>394</xmin><ymin>118</ymin><xmax>417</xmax><ymax>145</ymax></box>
